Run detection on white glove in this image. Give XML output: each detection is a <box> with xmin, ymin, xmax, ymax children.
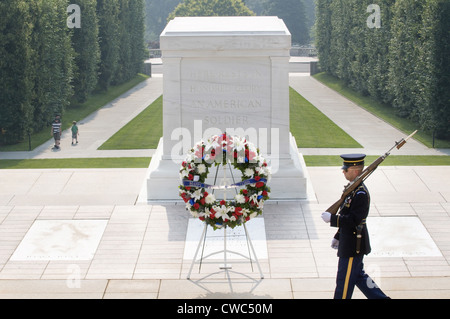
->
<box><xmin>321</xmin><ymin>212</ymin><xmax>331</xmax><ymax>223</ymax></box>
<box><xmin>331</xmin><ymin>238</ymin><xmax>339</xmax><ymax>250</ymax></box>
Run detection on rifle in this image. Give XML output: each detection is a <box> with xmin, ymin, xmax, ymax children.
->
<box><xmin>326</xmin><ymin>130</ymin><xmax>418</xmax><ymax>215</ymax></box>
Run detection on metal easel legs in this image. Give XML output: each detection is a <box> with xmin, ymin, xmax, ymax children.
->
<box><xmin>187</xmin><ymin>223</ymin><xmax>264</xmax><ymax>280</ymax></box>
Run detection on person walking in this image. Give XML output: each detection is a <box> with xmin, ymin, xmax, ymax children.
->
<box><xmin>51</xmin><ymin>115</ymin><xmax>62</xmax><ymax>150</ymax></box>
<box><xmin>321</xmin><ymin>154</ymin><xmax>390</xmax><ymax>299</ymax></box>
<box><xmin>71</xmin><ymin>121</ymin><xmax>79</xmax><ymax>145</ymax></box>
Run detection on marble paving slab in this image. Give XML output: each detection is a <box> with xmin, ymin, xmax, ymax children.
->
<box><xmin>183</xmin><ymin>218</ymin><xmax>268</xmax><ymax>261</ymax></box>
<box><xmin>368</xmin><ymin>217</ymin><xmax>442</xmax><ymax>257</ymax></box>
<box><xmin>11</xmin><ymin>220</ymin><xmax>108</xmax><ymax>261</ymax></box>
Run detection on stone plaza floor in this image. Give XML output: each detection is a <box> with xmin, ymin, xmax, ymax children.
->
<box><xmin>0</xmin><ymin>165</ymin><xmax>449</xmax><ymax>299</ymax></box>
<box><xmin>0</xmin><ymin>73</ymin><xmax>449</xmax><ymax>299</ymax></box>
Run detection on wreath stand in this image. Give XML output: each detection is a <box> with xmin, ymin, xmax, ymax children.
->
<box><xmin>187</xmin><ymin>162</ymin><xmax>264</xmax><ymax>280</ymax></box>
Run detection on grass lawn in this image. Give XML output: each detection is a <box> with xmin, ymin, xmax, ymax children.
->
<box><xmin>0</xmin><ymin>158</ymin><xmax>151</xmax><ymax>169</ymax></box>
<box><xmin>289</xmin><ymin>87</ymin><xmax>361</xmax><ymax>148</ymax></box>
<box><xmin>313</xmin><ymin>72</ymin><xmax>450</xmax><ymax>149</ymax></box>
<box><xmin>98</xmin><ymin>95</ymin><xmax>163</xmax><ymax>150</ymax></box>
<box><xmin>304</xmin><ymin>155</ymin><xmax>450</xmax><ymax>167</ymax></box>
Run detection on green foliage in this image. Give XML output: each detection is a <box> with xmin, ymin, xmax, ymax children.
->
<box><xmin>1</xmin><ymin>0</ymin><xmax>147</xmax><ymax>146</ymax></box>
<box><xmin>264</xmin><ymin>0</ymin><xmax>310</xmax><ymax>45</ymax></box>
<box><xmin>97</xmin><ymin>0</ymin><xmax>146</xmax><ymax>89</ymax></box>
<box><xmin>0</xmin><ymin>0</ymin><xmax>35</xmax><ymax>144</ymax></box>
<box><xmin>31</xmin><ymin>0</ymin><xmax>75</xmax><ymax>132</ymax></box>
<box><xmin>97</xmin><ymin>0</ymin><xmax>120</xmax><ymax>90</ymax></box>
<box><xmin>315</xmin><ymin>0</ymin><xmax>450</xmax><ymax>140</ymax></box>
<box><xmin>72</xmin><ymin>0</ymin><xmax>101</xmax><ymax>103</ymax></box>
<box><xmin>168</xmin><ymin>0</ymin><xmax>255</xmax><ymax>20</ymax></box>
<box><xmin>144</xmin><ymin>0</ymin><xmax>181</xmax><ymax>42</ymax></box>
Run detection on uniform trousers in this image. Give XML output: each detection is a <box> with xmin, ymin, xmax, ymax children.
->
<box><xmin>334</xmin><ymin>254</ymin><xmax>389</xmax><ymax>299</ymax></box>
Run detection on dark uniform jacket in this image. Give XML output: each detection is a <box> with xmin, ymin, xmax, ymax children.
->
<box><xmin>330</xmin><ymin>183</ymin><xmax>371</xmax><ymax>258</ymax></box>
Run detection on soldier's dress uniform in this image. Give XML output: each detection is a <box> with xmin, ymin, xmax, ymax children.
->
<box><xmin>329</xmin><ymin>154</ymin><xmax>389</xmax><ymax>299</ymax></box>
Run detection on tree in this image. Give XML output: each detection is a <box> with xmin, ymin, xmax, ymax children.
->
<box><xmin>115</xmin><ymin>0</ymin><xmax>146</xmax><ymax>84</ymax></box>
<box><xmin>31</xmin><ymin>0</ymin><xmax>75</xmax><ymax>131</ymax></box>
<box><xmin>168</xmin><ymin>0</ymin><xmax>255</xmax><ymax>20</ymax></box>
<box><xmin>315</xmin><ymin>0</ymin><xmax>333</xmax><ymax>73</ymax></box>
<box><xmin>388</xmin><ymin>0</ymin><xmax>425</xmax><ymax>119</ymax></box>
<box><xmin>129</xmin><ymin>0</ymin><xmax>147</xmax><ymax>75</ymax></box>
<box><xmin>97</xmin><ymin>0</ymin><xmax>121</xmax><ymax>90</ymax></box>
<box><xmin>145</xmin><ymin>0</ymin><xmax>181</xmax><ymax>43</ymax></box>
<box><xmin>415</xmin><ymin>0</ymin><xmax>450</xmax><ymax>138</ymax></box>
<box><xmin>71</xmin><ymin>0</ymin><xmax>101</xmax><ymax>103</ymax></box>
<box><xmin>0</xmin><ymin>0</ymin><xmax>34</xmax><ymax>144</ymax></box>
<box><xmin>264</xmin><ymin>0</ymin><xmax>309</xmax><ymax>45</ymax></box>
<box><xmin>315</xmin><ymin>0</ymin><xmax>450</xmax><ymax>140</ymax></box>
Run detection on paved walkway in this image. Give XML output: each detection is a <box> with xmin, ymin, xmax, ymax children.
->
<box><xmin>290</xmin><ymin>73</ymin><xmax>449</xmax><ymax>156</ymax></box>
<box><xmin>0</xmin><ymin>76</ymin><xmax>162</xmax><ymax>160</ymax></box>
<box><xmin>0</xmin><ymin>71</ymin><xmax>449</xmax><ymax>299</ymax></box>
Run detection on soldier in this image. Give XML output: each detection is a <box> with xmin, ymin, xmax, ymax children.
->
<box><xmin>321</xmin><ymin>154</ymin><xmax>389</xmax><ymax>299</ymax></box>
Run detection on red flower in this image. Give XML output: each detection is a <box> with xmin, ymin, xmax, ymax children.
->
<box><xmin>220</xmin><ymin>200</ymin><xmax>226</xmax><ymax>206</ymax></box>
<box><xmin>188</xmin><ymin>174</ymin><xmax>194</xmax><ymax>181</ymax></box>
<box><xmin>254</xmin><ymin>175</ymin><xmax>261</xmax><ymax>181</ymax></box>
<box><xmin>242</xmin><ymin>189</ymin><xmax>248</xmax><ymax>195</ymax></box>
<box><xmin>256</xmin><ymin>182</ymin><xmax>264</xmax><ymax>188</ymax></box>
<box><xmin>262</xmin><ymin>190</ymin><xmax>268</xmax><ymax>197</ymax></box>
<box><xmin>234</xmin><ymin>207</ymin><xmax>243</xmax><ymax>215</ymax></box>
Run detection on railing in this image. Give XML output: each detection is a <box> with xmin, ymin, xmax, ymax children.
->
<box><xmin>147</xmin><ymin>47</ymin><xmax>317</xmax><ymax>58</ymax></box>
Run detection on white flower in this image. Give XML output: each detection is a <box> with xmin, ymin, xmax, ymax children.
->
<box><xmin>244</xmin><ymin>168</ymin><xmax>254</xmax><ymax>177</ymax></box>
<box><xmin>180</xmin><ymin>169</ymin><xmax>189</xmax><ymax>179</ymax></box>
<box><xmin>235</xmin><ymin>194</ymin><xmax>246</xmax><ymax>204</ymax></box>
<box><xmin>231</xmin><ymin>136</ymin><xmax>246</xmax><ymax>152</ymax></box>
<box><xmin>248</xmin><ymin>211</ymin><xmax>258</xmax><ymax>220</ymax></box>
<box><xmin>197</xmin><ymin>164</ymin><xmax>207</xmax><ymax>174</ymax></box>
<box><xmin>241</xmin><ymin>208</ymin><xmax>250</xmax><ymax>217</ymax></box>
<box><xmin>190</xmin><ymin>210</ymin><xmax>199</xmax><ymax>218</ymax></box>
<box><xmin>205</xmin><ymin>193</ymin><xmax>216</xmax><ymax>204</ymax></box>
<box><xmin>201</xmin><ymin>208</ymin><xmax>211</xmax><ymax>218</ymax></box>
<box><xmin>214</xmin><ymin>205</ymin><xmax>232</xmax><ymax>221</ymax></box>
<box><xmin>191</xmin><ymin>189</ymin><xmax>203</xmax><ymax>201</ymax></box>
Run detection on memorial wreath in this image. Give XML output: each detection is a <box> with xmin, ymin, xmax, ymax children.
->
<box><xmin>179</xmin><ymin>133</ymin><xmax>271</xmax><ymax>230</ymax></box>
